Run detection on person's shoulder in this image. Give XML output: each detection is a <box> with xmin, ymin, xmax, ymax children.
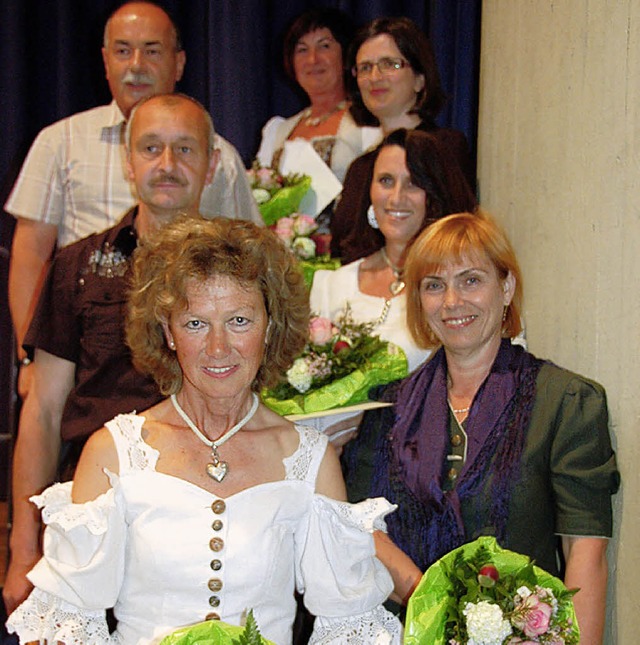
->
<box><xmin>36</xmin><ymin>103</ymin><xmax>116</xmax><ymax>137</ymax></box>
<box><xmin>536</xmin><ymin>360</ymin><xmax>606</xmax><ymax>399</ymax></box>
<box><xmin>213</xmin><ymin>133</ymin><xmax>243</xmax><ymax>160</ymax></box>
<box><xmin>53</xmin><ymin>208</ymin><xmax>134</xmax><ymax>263</ymax></box>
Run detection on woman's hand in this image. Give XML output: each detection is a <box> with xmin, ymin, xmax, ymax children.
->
<box><xmin>323</xmin><ymin>412</ymin><xmax>363</xmax><ymax>456</ymax></box>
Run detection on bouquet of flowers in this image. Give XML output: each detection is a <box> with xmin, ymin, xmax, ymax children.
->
<box><xmin>262</xmin><ymin>306</ymin><xmax>407</xmax><ymax>416</ymax></box>
<box><xmin>159</xmin><ymin>609</ymin><xmax>274</xmax><ymax>645</ymax></box>
<box><xmin>404</xmin><ymin>537</ymin><xmax>579</xmax><ymax>645</ymax></box>
<box><xmin>273</xmin><ymin>214</ymin><xmax>340</xmax><ymax>287</ymax></box>
<box><xmin>247</xmin><ymin>162</ymin><xmax>311</xmax><ymax>227</ymax></box>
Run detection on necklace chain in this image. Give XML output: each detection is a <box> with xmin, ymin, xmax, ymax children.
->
<box><xmin>448</xmin><ymin>399</ymin><xmax>471</xmax><ymax>415</ymax></box>
<box><xmin>171</xmin><ymin>392</ymin><xmax>259</xmax><ymax>448</ymax></box>
<box><xmin>301</xmin><ymin>100</ymin><xmax>347</xmax><ymax>127</ymax></box>
<box><xmin>380</xmin><ymin>247</ymin><xmax>405</xmax><ymax>297</ymax></box>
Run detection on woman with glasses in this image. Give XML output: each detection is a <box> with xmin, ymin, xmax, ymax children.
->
<box><xmin>330</xmin><ymin>17</ymin><xmax>475</xmax><ymax>262</ymax></box>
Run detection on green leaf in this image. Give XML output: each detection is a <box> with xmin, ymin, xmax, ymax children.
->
<box><xmin>232</xmin><ymin>610</ymin><xmax>264</xmax><ymax>645</ymax></box>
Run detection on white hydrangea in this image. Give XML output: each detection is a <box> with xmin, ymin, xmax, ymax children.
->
<box><xmin>286</xmin><ymin>358</ymin><xmax>313</xmax><ymax>393</ymax></box>
<box><xmin>292</xmin><ymin>236</ymin><xmax>316</xmax><ymax>259</ymax></box>
<box><xmin>463</xmin><ymin>601</ymin><xmax>512</xmax><ymax>645</ymax></box>
<box><xmin>252</xmin><ymin>188</ymin><xmax>271</xmax><ymax>204</ymax></box>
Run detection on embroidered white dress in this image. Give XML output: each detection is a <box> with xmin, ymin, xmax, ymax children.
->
<box><xmin>7</xmin><ymin>415</ymin><xmax>401</xmax><ymax>645</ymax></box>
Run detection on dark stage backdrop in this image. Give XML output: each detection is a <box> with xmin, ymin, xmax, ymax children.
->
<box><xmin>0</xmin><ymin>0</ymin><xmax>481</xmax><ymax>498</ymax></box>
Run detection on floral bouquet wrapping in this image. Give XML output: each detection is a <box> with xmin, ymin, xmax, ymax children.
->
<box><xmin>159</xmin><ymin>610</ymin><xmax>274</xmax><ymax>645</ymax></box>
<box><xmin>262</xmin><ymin>306</ymin><xmax>408</xmax><ymax>416</ymax></box>
<box><xmin>247</xmin><ymin>163</ymin><xmax>311</xmax><ymax>227</ymax></box>
<box><xmin>273</xmin><ymin>213</ymin><xmax>340</xmax><ymax>288</ymax></box>
<box><xmin>404</xmin><ymin>536</ymin><xmax>579</xmax><ymax>645</ymax></box>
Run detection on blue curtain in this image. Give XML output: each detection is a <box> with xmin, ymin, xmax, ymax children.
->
<box><xmin>0</xmin><ymin>0</ymin><xmax>480</xmax><ymax>485</ymax></box>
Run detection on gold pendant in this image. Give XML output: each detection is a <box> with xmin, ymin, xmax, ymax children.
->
<box><xmin>390</xmin><ymin>279</ymin><xmax>405</xmax><ymax>296</ymax></box>
<box><xmin>206</xmin><ymin>458</ymin><xmax>229</xmax><ymax>482</ymax></box>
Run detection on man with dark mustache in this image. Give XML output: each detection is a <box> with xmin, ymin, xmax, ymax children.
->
<box><xmin>6</xmin><ymin>2</ymin><xmax>261</xmax><ymax>401</ymax></box>
<box><xmin>3</xmin><ymin>93</ymin><xmax>220</xmax><ymax>617</ymax></box>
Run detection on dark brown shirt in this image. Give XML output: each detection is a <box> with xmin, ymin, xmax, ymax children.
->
<box><xmin>24</xmin><ymin>207</ymin><xmax>162</xmax><ymax>442</ymax></box>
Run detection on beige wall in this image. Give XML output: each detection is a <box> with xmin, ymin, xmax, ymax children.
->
<box><xmin>478</xmin><ymin>2</ymin><xmax>638</xmax><ymax>642</ymax></box>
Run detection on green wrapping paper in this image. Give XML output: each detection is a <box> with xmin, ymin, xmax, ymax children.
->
<box><xmin>404</xmin><ymin>536</ymin><xmax>579</xmax><ymax>645</ymax></box>
<box><xmin>158</xmin><ymin>619</ymin><xmax>275</xmax><ymax>645</ymax></box>
<box><xmin>258</xmin><ymin>177</ymin><xmax>312</xmax><ymax>226</ymax></box>
<box><xmin>262</xmin><ymin>344</ymin><xmax>407</xmax><ymax>416</ymax></box>
<box><xmin>299</xmin><ymin>256</ymin><xmax>341</xmax><ymax>289</ymax></box>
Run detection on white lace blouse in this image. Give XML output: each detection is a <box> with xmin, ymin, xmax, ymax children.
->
<box><xmin>7</xmin><ymin>414</ymin><xmax>402</xmax><ymax>645</ymax></box>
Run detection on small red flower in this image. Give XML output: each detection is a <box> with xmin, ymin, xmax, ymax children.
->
<box><xmin>332</xmin><ymin>340</ymin><xmax>351</xmax><ymax>354</ymax></box>
<box><xmin>478</xmin><ymin>565</ymin><xmax>500</xmax><ymax>587</ymax></box>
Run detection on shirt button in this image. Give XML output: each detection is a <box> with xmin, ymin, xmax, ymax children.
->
<box><xmin>212</xmin><ymin>519</ymin><xmax>223</xmax><ymax>531</ymax></box>
<box><xmin>210</xmin><ymin>559</ymin><xmax>222</xmax><ymax>571</ymax></box>
<box><xmin>451</xmin><ymin>434</ymin><xmax>463</xmax><ymax>447</ymax></box>
<box><xmin>211</xmin><ymin>499</ymin><xmax>226</xmax><ymax>514</ymax></box>
<box><xmin>206</xmin><ymin>613</ymin><xmax>220</xmax><ymax>621</ymax></box>
<box><xmin>208</xmin><ymin>578</ymin><xmax>223</xmax><ymax>592</ymax></box>
<box><xmin>448</xmin><ymin>467</ymin><xmax>458</xmax><ymax>481</ymax></box>
<box><xmin>209</xmin><ymin>596</ymin><xmax>220</xmax><ymax>607</ymax></box>
<box><xmin>78</xmin><ymin>278</ymin><xmax>85</xmax><ymax>286</ymax></box>
<box><xmin>209</xmin><ymin>537</ymin><xmax>224</xmax><ymax>552</ymax></box>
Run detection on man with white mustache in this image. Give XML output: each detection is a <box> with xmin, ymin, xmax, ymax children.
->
<box><xmin>6</xmin><ymin>1</ymin><xmax>261</xmax><ymax>400</ymax></box>
<box><xmin>3</xmin><ymin>92</ymin><xmax>220</xmax><ymax>617</ymax></box>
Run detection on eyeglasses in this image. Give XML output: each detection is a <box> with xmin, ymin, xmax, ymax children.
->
<box><xmin>352</xmin><ymin>57</ymin><xmax>410</xmax><ymax>78</ymax></box>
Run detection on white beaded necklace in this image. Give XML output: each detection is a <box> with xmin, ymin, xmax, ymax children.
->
<box><xmin>170</xmin><ymin>392</ymin><xmax>259</xmax><ymax>482</ymax></box>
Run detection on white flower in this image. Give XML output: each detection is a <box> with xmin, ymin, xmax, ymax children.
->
<box><xmin>463</xmin><ymin>601</ymin><xmax>512</xmax><ymax>645</ymax></box>
<box><xmin>286</xmin><ymin>358</ymin><xmax>313</xmax><ymax>393</ymax></box>
<box><xmin>292</xmin><ymin>236</ymin><xmax>316</xmax><ymax>259</ymax></box>
<box><xmin>252</xmin><ymin>187</ymin><xmax>271</xmax><ymax>204</ymax></box>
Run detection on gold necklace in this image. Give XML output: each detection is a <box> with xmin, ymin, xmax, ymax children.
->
<box><xmin>301</xmin><ymin>100</ymin><xmax>347</xmax><ymax>127</ymax></box>
<box><xmin>380</xmin><ymin>247</ymin><xmax>405</xmax><ymax>296</ymax></box>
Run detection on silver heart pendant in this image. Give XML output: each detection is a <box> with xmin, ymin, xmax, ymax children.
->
<box><xmin>206</xmin><ymin>460</ymin><xmax>229</xmax><ymax>482</ymax></box>
<box><xmin>390</xmin><ymin>280</ymin><xmax>405</xmax><ymax>296</ymax></box>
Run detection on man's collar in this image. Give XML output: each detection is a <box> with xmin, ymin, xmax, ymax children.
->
<box><xmin>104</xmin><ymin>100</ymin><xmax>127</xmax><ymax>129</ymax></box>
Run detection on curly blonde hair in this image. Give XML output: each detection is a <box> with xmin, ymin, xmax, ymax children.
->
<box><xmin>405</xmin><ymin>211</ymin><xmax>523</xmax><ymax>349</ymax></box>
<box><xmin>126</xmin><ymin>216</ymin><xmax>310</xmax><ymax>394</ymax></box>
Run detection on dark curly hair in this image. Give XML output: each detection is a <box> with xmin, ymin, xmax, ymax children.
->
<box><xmin>126</xmin><ymin>216</ymin><xmax>310</xmax><ymax>394</ymax></box>
<box><xmin>347</xmin><ymin>17</ymin><xmax>446</xmax><ymax>127</ymax></box>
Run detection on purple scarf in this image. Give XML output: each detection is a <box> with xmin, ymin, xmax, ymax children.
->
<box><xmin>371</xmin><ymin>340</ymin><xmax>543</xmax><ymax>570</ymax></box>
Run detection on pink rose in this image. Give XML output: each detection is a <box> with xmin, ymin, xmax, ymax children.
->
<box><xmin>512</xmin><ymin>594</ymin><xmax>553</xmax><ymax>637</ymax></box>
<box><xmin>275</xmin><ymin>217</ymin><xmax>295</xmax><ymax>244</ymax></box>
<box><xmin>309</xmin><ymin>316</ymin><xmax>334</xmax><ymax>345</ymax></box>
<box><xmin>256</xmin><ymin>167</ymin><xmax>277</xmax><ymax>188</ymax></box>
<box><xmin>293</xmin><ymin>214</ymin><xmax>317</xmax><ymax>236</ymax></box>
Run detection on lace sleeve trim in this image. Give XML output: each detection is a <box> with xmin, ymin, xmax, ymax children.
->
<box><xmin>314</xmin><ymin>496</ymin><xmax>397</xmax><ymax>533</ymax></box>
<box><xmin>283</xmin><ymin>424</ymin><xmax>328</xmax><ymax>483</ymax></box>
<box><xmin>310</xmin><ymin>605</ymin><xmax>402</xmax><ymax>644</ymax></box>
<box><xmin>6</xmin><ymin>587</ymin><xmax>113</xmax><ymax>645</ymax></box>
<box><xmin>30</xmin><ymin>482</ymin><xmax>116</xmax><ymax>535</ymax></box>
<box><xmin>105</xmin><ymin>412</ymin><xmax>159</xmax><ymax>474</ymax></box>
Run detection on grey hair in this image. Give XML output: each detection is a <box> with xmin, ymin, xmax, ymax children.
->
<box><xmin>103</xmin><ymin>1</ymin><xmax>183</xmax><ymax>51</ymax></box>
<box><xmin>125</xmin><ymin>93</ymin><xmax>216</xmax><ymax>156</ymax></box>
